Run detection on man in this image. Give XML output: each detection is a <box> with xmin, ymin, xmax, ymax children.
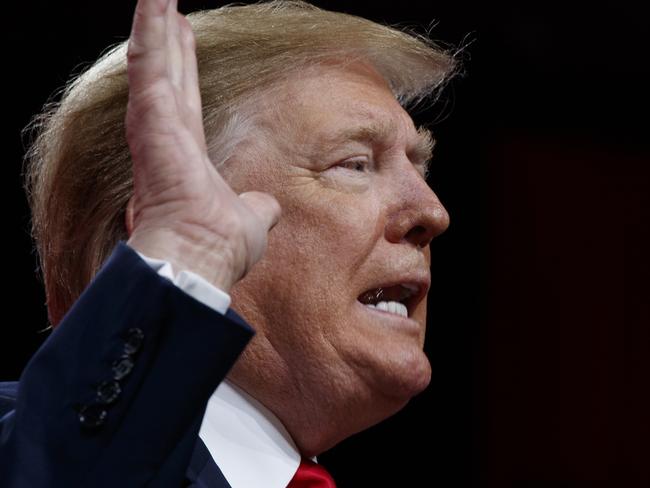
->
<box><xmin>0</xmin><ymin>0</ymin><xmax>456</xmax><ymax>485</ymax></box>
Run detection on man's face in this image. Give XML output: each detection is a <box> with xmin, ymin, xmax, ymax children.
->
<box><xmin>222</xmin><ymin>61</ymin><xmax>449</xmax><ymax>431</ymax></box>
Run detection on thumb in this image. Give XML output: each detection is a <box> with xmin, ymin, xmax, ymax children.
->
<box><xmin>239</xmin><ymin>191</ymin><xmax>282</xmax><ymax>231</ymax></box>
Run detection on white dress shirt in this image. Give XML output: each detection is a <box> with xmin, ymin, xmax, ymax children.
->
<box><xmin>134</xmin><ymin>249</ymin><xmax>302</xmax><ymax>487</ymax></box>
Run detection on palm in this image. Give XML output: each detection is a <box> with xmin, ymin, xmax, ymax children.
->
<box><xmin>125</xmin><ymin>0</ymin><xmax>280</xmax><ymax>290</ymax></box>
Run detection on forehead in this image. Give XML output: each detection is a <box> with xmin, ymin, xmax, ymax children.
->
<box><xmin>261</xmin><ymin>61</ymin><xmax>420</xmax><ymax>149</ymax></box>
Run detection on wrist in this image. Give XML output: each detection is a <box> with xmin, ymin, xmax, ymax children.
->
<box><xmin>127</xmin><ymin>229</ymin><xmax>236</xmax><ymax>292</ymax></box>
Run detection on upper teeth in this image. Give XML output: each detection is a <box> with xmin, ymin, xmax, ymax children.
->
<box><xmin>365</xmin><ymin>301</ymin><xmax>408</xmax><ymax>318</ymax></box>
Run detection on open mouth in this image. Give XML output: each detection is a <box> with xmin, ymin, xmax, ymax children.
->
<box><xmin>357</xmin><ymin>283</ymin><xmax>421</xmax><ymax>319</ymax></box>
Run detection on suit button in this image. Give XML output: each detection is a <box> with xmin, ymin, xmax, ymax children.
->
<box><xmin>78</xmin><ymin>404</ymin><xmax>107</xmax><ymax>428</ymax></box>
<box><xmin>96</xmin><ymin>380</ymin><xmax>121</xmax><ymax>404</ymax></box>
<box><xmin>112</xmin><ymin>355</ymin><xmax>134</xmax><ymax>380</ymax></box>
<box><xmin>124</xmin><ymin>327</ymin><xmax>144</xmax><ymax>355</ymax></box>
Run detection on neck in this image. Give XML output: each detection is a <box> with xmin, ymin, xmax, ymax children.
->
<box><xmin>227</xmin><ymin>334</ymin><xmax>408</xmax><ymax>457</ymax></box>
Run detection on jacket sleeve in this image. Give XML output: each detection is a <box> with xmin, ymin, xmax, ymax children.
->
<box><xmin>0</xmin><ymin>241</ymin><xmax>254</xmax><ymax>487</ymax></box>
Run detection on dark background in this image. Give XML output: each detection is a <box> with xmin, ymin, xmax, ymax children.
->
<box><xmin>2</xmin><ymin>1</ymin><xmax>648</xmax><ymax>486</ymax></box>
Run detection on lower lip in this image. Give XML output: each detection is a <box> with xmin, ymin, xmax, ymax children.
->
<box><xmin>355</xmin><ymin>301</ymin><xmax>421</xmax><ymax>333</ymax></box>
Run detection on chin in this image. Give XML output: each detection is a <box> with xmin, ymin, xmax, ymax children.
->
<box><xmin>303</xmin><ymin>356</ymin><xmax>432</xmax><ymax>456</ymax></box>
<box><xmin>380</xmin><ymin>348</ymin><xmax>432</xmax><ymax>403</ymax></box>
<box><xmin>346</xmin><ymin>347</ymin><xmax>433</xmax><ymax>431</ymax></box>
<box><xmin>322</xmin><ymin>350</ymin><xmax>432</xmax><ymax>453</ymax></box>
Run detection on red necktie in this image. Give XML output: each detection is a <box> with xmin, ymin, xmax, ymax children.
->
<box><xmin>287</xmin><ymin>457</ymin><xmax>337</xmax><ymax>488</ymax></box>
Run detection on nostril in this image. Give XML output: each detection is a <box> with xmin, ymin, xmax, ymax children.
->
<box><xmin>404</xmin><ymin>225</ymin><xmax>429</xmax><ymax>248</ymax></box>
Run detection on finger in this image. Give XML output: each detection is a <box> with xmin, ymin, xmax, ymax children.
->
<box><xmin>178</xmin><ymin>14</ymin><xmax>206</xmax><ymax>147</ymax></box>
<box><xmin>239</xmin><ymin>192</ymin><xmax>282</xmax><ymax>231</ymax></box>
<box><xmin>165</xmin><ymin>5</ymin><xmax>184</xmax><ymax>87</ymax></box>
<box><xmin>127</xmin><ymin>0</ymin><xmax>171</xmax><ymax>89</ymax></box>
<box><xmin>179</xmin><ymin>16</ymin><xmax>203</xmax><ymax>126</ymax></box>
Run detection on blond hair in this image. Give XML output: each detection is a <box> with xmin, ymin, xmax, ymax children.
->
<box><xmin>23</xmin><ymin>0</ymin><xmax>457</xmax><ymax>328</ymax></box>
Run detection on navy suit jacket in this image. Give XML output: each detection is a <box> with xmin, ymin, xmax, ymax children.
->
<box><xmin>0</xmin><ymin>241</ymin><xmax>255</xmax><ymax>487</ymax></box>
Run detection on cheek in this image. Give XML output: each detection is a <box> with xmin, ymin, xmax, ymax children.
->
<box><xmin>278</xmin><ymin>189</ymin><xmax>383</xmax><ymax>266</ymax></box>
<box><xmin>233</xmin><ymin>184</ymin><xmax>385</xmax><ymax>325</ymax></box>
<box><xmin>238</xmin><ymin>194</ymin><xmax>380</xmax><ymax>320</ymax></box>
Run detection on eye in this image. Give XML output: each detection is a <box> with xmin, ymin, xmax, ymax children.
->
<box><xmin>336</xmin><ymin>158</ymin><xmax>370</xmax><ymax>173</ymax></box>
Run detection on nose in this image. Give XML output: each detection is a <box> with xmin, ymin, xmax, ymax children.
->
<box><xmin>384</xmin><ymin>170</ymin><xmax>450</xmax><ymax>248</ymax></box>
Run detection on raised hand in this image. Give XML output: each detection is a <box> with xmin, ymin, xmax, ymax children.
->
<box><xmin>124</xmin><ymin>0</ymin><xmax>281</xmax><ymax>292</ymax></box>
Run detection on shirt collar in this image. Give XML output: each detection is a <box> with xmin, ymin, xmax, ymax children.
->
<box><xmin>198</xmin><ymin>379</ymin><xmax>301</xmax><ymax>488</ymax></box>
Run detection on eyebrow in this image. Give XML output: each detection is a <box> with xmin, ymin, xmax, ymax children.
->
<box><xmin>411</xmin><ymin>127</ymin><xmax>436</xmax><ymax>178</ymax></box>
<box><xmin>316</xmin><ymin>122</ymin><xmax>436</xmax><ymax>177</ymax></box>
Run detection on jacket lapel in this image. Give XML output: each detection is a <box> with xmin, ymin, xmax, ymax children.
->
<box><xmin>185</xmin><ymin>436</ymin><xmax>231</xmax><ymax>488</ymax></box>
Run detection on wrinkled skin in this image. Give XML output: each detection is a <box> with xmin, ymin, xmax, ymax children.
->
<box><xmin>221</xmin><ymin>62</ymin><xmax>450</xmax><ymax>456</ymax></box>
<box><xmin>124</xmin><ymin>0</ymin><xmax>449</xmax><ymax>460</ymax></box>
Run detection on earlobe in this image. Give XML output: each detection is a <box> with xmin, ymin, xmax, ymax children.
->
<box><xmin>125</xmin><ymin>196</ymin><xmax>135</xmax><ymax>237</ymax></box>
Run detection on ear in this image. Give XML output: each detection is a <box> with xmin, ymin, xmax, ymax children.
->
<box><xmin>125</xmin><ymin>196</ymin><xmax>135</xmax><ymax>237</ymax></box>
